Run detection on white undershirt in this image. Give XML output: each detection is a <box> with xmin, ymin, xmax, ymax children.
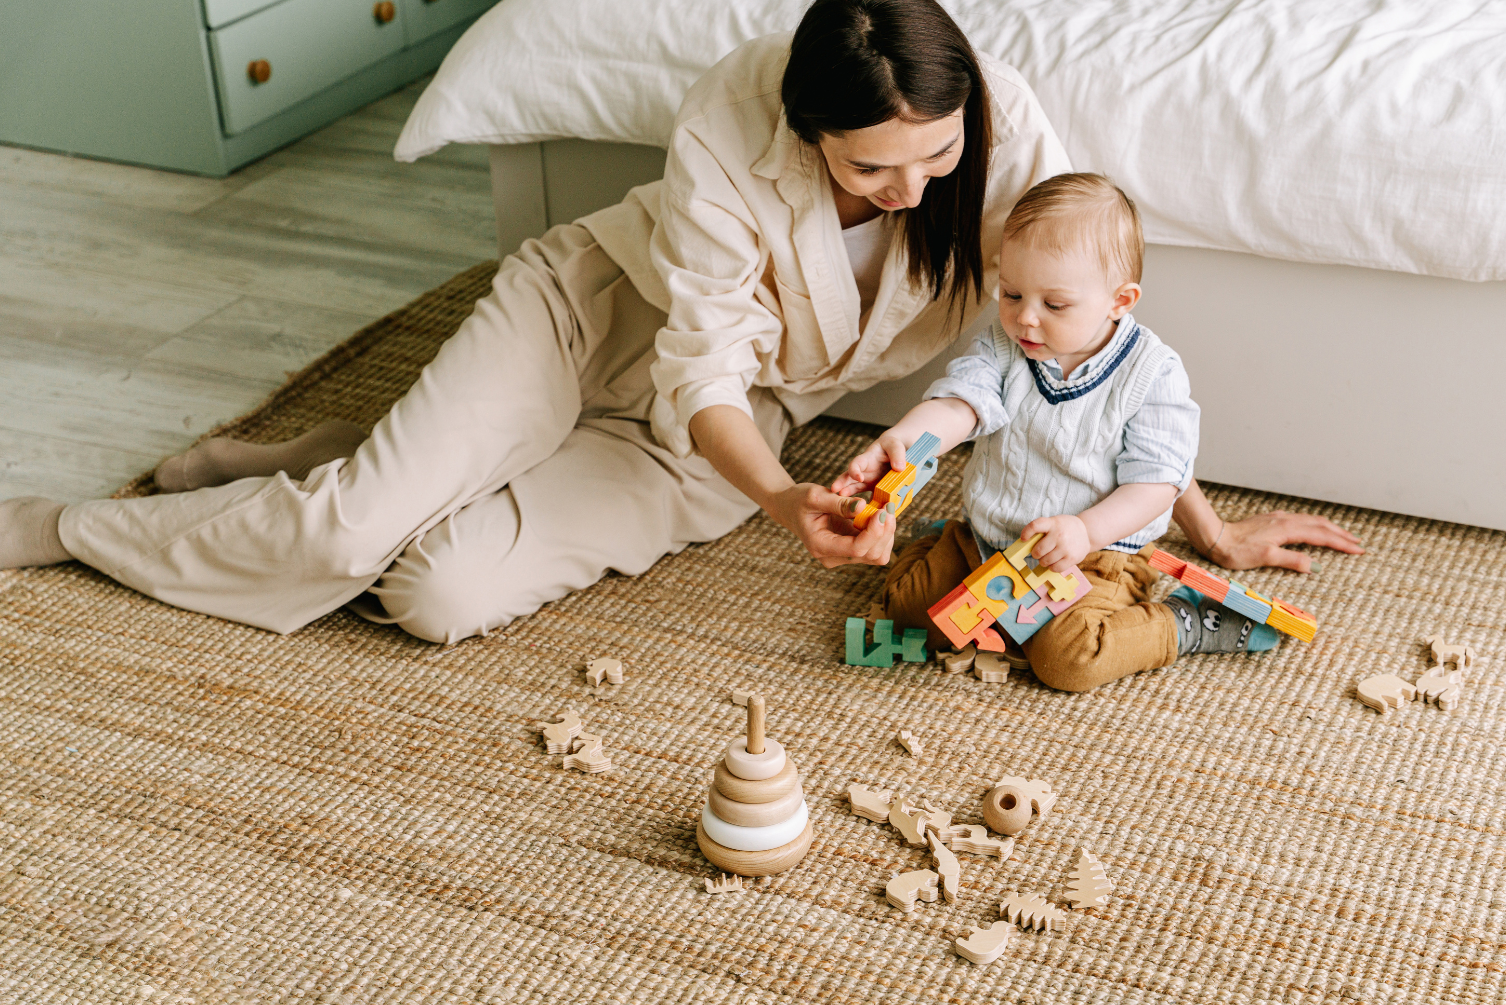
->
<box><xmin>842</xmin><ymin>213</ymin><xmax>891</xmax><ymax>325</ymax></box>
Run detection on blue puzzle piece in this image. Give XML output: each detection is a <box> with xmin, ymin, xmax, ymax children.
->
<box><xmin>1219</xmin><ymin>588</ymin><xmax>1273</xmax><ymax>623</ymax></box>
<box><xmin>845</xmin><ymin>618</ymin><xmax>929</xmax><ymax>666</ymax></box>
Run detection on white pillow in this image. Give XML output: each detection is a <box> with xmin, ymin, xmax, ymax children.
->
<box><xmin>397</xmin><ymin>0</ymin><xmax>1506</xmax><ymax>282</ymax></box>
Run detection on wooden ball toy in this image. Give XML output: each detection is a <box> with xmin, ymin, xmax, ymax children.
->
<box><xmin>697</xmin><ymin>695</ymin><xmax>813</xmax><ymax>876</ymax></box>
<box><xmin>982</xmin><ymin>784</ymin><xmax>1032</xmax><ymax>836</ymax></box>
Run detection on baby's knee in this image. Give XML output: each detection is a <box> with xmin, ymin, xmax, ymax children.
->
<box><xmin>1023</xmin><ymin>615</ymin><xmax>1105</xmax><ymax>693</ymax></box>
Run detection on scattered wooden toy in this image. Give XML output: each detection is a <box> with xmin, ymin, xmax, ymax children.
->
<box><xmin>1415</xmin><ymin>665</ymin><xmax>1463</xmax><ymax>711</ymax></box>
<box><xmin>1356</xmin><ymin>673</ymin><xmax>1417</xmax><ymax>714</ymax></box>
<box><xmin>1000</xmin><ymin>892</ymin><xmax>1066</xmax><ymax>933</ymax></box>
<box><xmin>955</xmin><ymin>921</ymin><xmax>1015</xmax><ymax>965</ymax></box>
<box><xmin>731</xmin><ymin>688</ymin><xmax>753</xmax><ymax>706</ymax></box>
<box><xmin>851</xmin><ymin>432</ymin><xmax>942</xmax><ymax>530</ymax></box>
<box><xmin>847</xmin><ymin>783</ymin><xmax>895</xmax><ymax>823</ymax></box>
<box><xmin>538</xmin><ymin>711</ymin><xmax>582</xmax><ymax>755</ymax></box>
<box><xmin>942</xmin><ymin>645</ymin><xmax>976</xmax><ymax>674</ymax></box>
<box><xmin>927</xmin><ymin>831</ymin><xmax>961</xmax><ymax>903</ymax></box>
<box><xmin>982</xmin><ymin>776</ymin><xmax>1056</xmax><ymax>837</ymax></box>
<box><xmin>927</xmin><ymin>533</ymin><xmax>1091</xmax><ymax>651</ymax></box>
<box><xmin>896</xmin><ymin>729</ymin><xmax>923</xmax><ymax>757</ymax></box>
<box><xmin>888</xmin><ymin>800</ymin><xmax>932</xmax><ymax>847</ymax></box>
<box><xmin>585</xmin><ymin>657</ymin><xmax>624</xmax><ymax>686</ymax></box>
<box><xmin>974</xmin><ymin>652</ymin><xmax>1010</xmax><ymax>684</ymax></box>
<box><xmin>886</xmin><ymin>869</ymin><xmax>940</xmax><ymax>913</ymax></box>
<box><xmin>1146</xmin><ymin>548</ymin><xmax>1318</xmax><ymax>642</ymax></box>
<box><xmin>1064</xmin><ymin>848</ymin><xmax>1113</xmax><ymax>910</ymax></box>
<box><xmin>919</xmin><ymin>799</ymin><xmax>954</xmax><ymax>837</ymax></box>
<box><xmin>697</xmin><ymin>695</ymin><xmax>813</xmax><ymax>877</ymax></box>
<box><xmin>845</xmin><ymin>618</ymin><xmax>928</xmax><ymax>666</ymax></box>
<box><xmin>1425</xmin><ymin>635</ymin><xmax>1476</xmax><ymax>669</ymax></box>
<box><xmin>705</xmin><ymin>873</ymin><xmax>744</xmax><ymax>895</ymax></box>
<box><xmin>562</xmin><ymin>731</ymin><xmax>613</xmax><ymax>773</ymax></box>
<box><xmin>946</xmin><ymin>824</ymin><xmax>1014</xmax><ymax>859</ymax></box>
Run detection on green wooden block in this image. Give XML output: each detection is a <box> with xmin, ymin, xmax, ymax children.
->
<box><xmin>846</xmin><ymin>618</ymin><xmax>927</xmax><ymax>666</ymax></box>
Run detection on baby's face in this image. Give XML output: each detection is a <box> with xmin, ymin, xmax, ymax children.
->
<box><xmin>996</xmin><ymin>236</ymin><xmax>1139</xmax><ymax>377</ymax></box>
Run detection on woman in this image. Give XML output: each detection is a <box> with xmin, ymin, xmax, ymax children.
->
<box><xmin>0</xmin><ymin>0</ymin><xmax>1359</xmax><ymax>643</ymax></box>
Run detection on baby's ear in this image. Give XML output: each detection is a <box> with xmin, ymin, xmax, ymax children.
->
<box><xmin>1110</xmin><ymin>281</ymin><xmax>1141</xmax><ymax>318</ymax></box>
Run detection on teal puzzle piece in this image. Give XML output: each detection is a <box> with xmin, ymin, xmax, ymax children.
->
<box><xmin>845</xmin><ymin>618</ymin><xmax>929</xmax><ymax>666</ymax></box>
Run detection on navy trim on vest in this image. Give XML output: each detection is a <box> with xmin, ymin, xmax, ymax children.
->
<box><xmin>1027</xmin><ymin>321</ymin><xmax>1142</xmax><ymax>404</ymax></box>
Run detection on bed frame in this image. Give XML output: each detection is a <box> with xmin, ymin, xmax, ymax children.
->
<box><xmin>489</xmin><ymin>141</ymin><xmax>1506</xmax><ymax>532</ymax></box>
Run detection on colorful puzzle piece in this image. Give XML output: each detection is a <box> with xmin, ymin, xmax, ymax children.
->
<box><xmin>845</xmin><ymin>618</ymin><xmax>928</xmax><ymax>666</ymax></box>
<box><xmin>928</xmin><ymin>537</ymin><xmax>1091</xmax><ymax>648</ymax></box>
<box><xmin>853</xmin><ymin>433</ymin><xmax>942</xmax><ymax>530</ymax></box>
<box><xmin>1145</xmin><ymin>548</ymin><xmax>1317</xmax><ymax>641</ymax></box>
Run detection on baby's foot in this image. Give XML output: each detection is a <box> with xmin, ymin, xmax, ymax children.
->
<box><xmin>1163</xmin><ymin>585</ymin><xmax>1278</xmax><ymax>655</ymax></box>
<box><xmin>155</xmin><ymin>419</ymin><xmax>367</xmax><ymax>493</ymax></box>
<box><xmin>0</xmin><ymin>497</ymin><xmax>71</xmax><ymax>569</ymax></box>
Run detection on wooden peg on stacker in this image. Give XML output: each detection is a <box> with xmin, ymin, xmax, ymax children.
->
<box><xmin>747</xmin><ymin>694</ymin><xmax>766</xmax><ymax>755</ymax></box>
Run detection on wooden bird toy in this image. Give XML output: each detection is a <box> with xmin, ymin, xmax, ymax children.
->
<box><xmin>696</xmin><ymin>694</ymin><xmax>812</xmax><ymax>876</ymax></box>
<box><xmin>562</xmin><ymin>731</ymin><xmax>612</xmax><ymax>773</ymax></box>
<box><xmin>955</xmin><ymin>921</ymin><xmax>1015</xmax><ymax>965</ymax></box>
<box><xmin>538</xmin><ymin>711</ymin><xmax>582</xmax><ymax>755</ymax></box>
<box><xmin>851</xmin><ymin>432</ymin><xmax>941</xmax><ymax>530</ymax></box>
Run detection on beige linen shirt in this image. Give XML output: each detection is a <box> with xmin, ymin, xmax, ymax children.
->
<box><xmin>579</xmin><ymin>33</ymin><xmax>1070</xmax><ymax>458</ymax></box>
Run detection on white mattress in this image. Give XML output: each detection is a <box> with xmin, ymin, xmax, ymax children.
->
<box><xmin>396</xmin><ymin>0</ymin><xmax>1506</xmax><ymax>283</ymax></box>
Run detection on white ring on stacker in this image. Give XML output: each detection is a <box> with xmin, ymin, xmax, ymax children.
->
<box><xmin>722</xmin><ymin>737</ymin><xmax>785</xmax><ymax>780</ymax></box>
<box><xmin>700</xmin><ymin>800</ymin><xmax>809</xmax><ymax>852</ymax></box>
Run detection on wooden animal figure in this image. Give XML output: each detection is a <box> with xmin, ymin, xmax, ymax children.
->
<box><xmin>947</xmin><ymin>824</ymin><xmax>1014</xmax><ymax>859</ymax></box>
<box><xmin>1414</xmin><ymin>665</ymin><xmax>1463</xmax><ymax>711</ymax></box>
<box><xmin>993</xmin><ymin>776</ymin><xmax>1057</xmax><ymax>820</ymax></box>
<box><xmin>562</xmin><ymin>731</ymin><xmax>612</xmax><ymax>773</ymax></box>
<box><xmin>539</xmin><ymin>711</ymin><xmax>582</xmax><ymax>755</ymax></box>
<box><xmin>847</xmin><ymin>783</ymin><xmax>895</xmax><ymax>823</ymax></box>
<box><xmin>1356</xmin><ymin>673</ymin><xmax>1417</xmax><ymax>714</ymax></box>
<box><xmin>585</xmin><ymin>657</ymin><xmax>623</xmax><ymax>686</ymax></box>
<box><xmin>943</xmin><ymin>646</ymin><xmax>976</xmax><ymax>674</ymax></box>
<box><xmin>888</xmin><ymin>800</ymin><xmax>931</xmax><ymax>847</ymax></box>
<box><xmin>974</xmin><ymin>652</ymin><xmax>1010</xmax><ymax>684</ymax></box>
<box><xmin>705</xmin><ymin>873</ymin><xmax>744</xmax><ymax>895</ymax></box>
<box><xmin>1063</xmin><ymin>848</ymin><xmax>1113</xmax><ymax>910</ymax></box>
<box><xmin>896</xmin><ymin>729</ymin><xmax>923</xmax><ymax>757</ymax></box>
<box><xmin>955</xmin><ymin>921</ymin><xmax>1015</xmax><ymax>965</ymax></box>
<box><xmin>1001</xmin><ymin>892</ymin><xmax>1066</xmax><ymax>933</ymax></box>
<box><xmin>928</xmin><ymin>831</ymin><xmax>961</xmax><ymax>904</ymax></box>
<box><xmin>1425</xmin><ymin>635</ymin><xmax>1476</xmax><ymax>670</ymax></box>
<box><xmin>919</xmin><ymin>799</ymin><xmax>954</xmax><ymax>837</ymax></box>
<box><xmin>886</xmin><ymin>870</ymin><xmax>939</xmax><ymax>913</ymax></box>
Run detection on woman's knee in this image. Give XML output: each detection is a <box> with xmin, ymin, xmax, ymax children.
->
<box><xmin>375</xmin><ymin>547</ymin><xmax>525</xmax><ymax>645</ymax></box>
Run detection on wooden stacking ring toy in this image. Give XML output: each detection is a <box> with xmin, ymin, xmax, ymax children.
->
<box><xmin>696</xmin><ymin>694</ymin><xmax>813</xmax><ymax>876</ymax></box>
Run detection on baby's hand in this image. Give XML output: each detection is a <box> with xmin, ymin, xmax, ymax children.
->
<box><xmin>831</xmin><ymin>429</ymin><xmax>910</xmax><ymax>498</ymax></box>
<box><xmin>1020</xmin><ymin>514</ymin><xmax>1090</xmax><ymax>571</ymax></box>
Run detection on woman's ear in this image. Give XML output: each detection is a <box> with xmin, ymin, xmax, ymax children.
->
<box><xmin>1109</xmin><ymin>282</ymin><xmax>1141</xmax><ymax>319</ymax></box>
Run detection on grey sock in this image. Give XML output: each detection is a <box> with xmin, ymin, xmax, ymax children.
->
<box><xmin>0</xmin><ymin>497</ymin><xmax>72</xmax><ymax>569</ymax></box>
<box><xmin>155</xmin><ymin>420</ymin><xmax>367</xmax><ymax>493</ymax></box>
<box><xmin>1163</xmin><ymin>591</ymin><xmax>1263</xmax><ymax>655</ymax></box>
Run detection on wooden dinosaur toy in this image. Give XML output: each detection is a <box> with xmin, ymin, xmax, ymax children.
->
<box><xmin>538</xmin><ymin>711</ymin><xmax>582</xmax><ymax>755</ymax></box>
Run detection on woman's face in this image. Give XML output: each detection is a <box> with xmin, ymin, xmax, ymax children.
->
<box><xmin>818</xmin><ymin>109</ymin><xmax>965</xmax><ymax>211</ymax></box>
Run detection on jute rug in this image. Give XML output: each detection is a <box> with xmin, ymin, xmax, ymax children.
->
<box><xmin>1</xmin><ymin>263</ymin><xmax>1501</xmax><ymax>1004</ymax></box>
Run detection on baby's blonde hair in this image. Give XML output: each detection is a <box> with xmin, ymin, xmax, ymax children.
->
<box><xmin>1002</xmin><ymin>173</ymin><xmax>1143</xmax><ymax>284</ymax></box>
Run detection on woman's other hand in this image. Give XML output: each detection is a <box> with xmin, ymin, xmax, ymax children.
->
<box><xmin>769</xmin><ymin>482</ymin><xmax>898</xmax><ymax>568</ymax></box>
<box><xmin>1210</xmin><ymin>509</ymin><xmax>1364</xmax><ymax>573</ymax></box>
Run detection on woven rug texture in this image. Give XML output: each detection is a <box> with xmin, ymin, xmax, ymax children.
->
<box><xmin>1</xmin><ymin>262</ymin><xmax>1502</xmax><ymax>1004</ymax></box>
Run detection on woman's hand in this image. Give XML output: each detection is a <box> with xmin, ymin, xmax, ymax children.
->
<box><xmin>831</xmin><ymin>430</ymin><xmax>909</xmax><ymax>498</ymax></box>
<box><xmin>767</xmin><ymin>482</ymin><xmax>898</xmax><ymax>569</ymax></box>
<box><xmin>1019</xmin><ymin>514</ymin><xmax>1091</xmax><ymax>572</ymax></box>
<box><xmin>1208</xmin><ymin>509</ymin><xmax>1364</xmax><ymax>572</ymax></box>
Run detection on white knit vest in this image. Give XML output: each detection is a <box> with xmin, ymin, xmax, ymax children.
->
<box><xmin>963</xmin><ymin>318</ymin><xmax>1179</xmax><ymax>553</ymax></box>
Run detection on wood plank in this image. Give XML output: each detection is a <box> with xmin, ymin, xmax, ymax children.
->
<box><xmin>144</xmin><ymin>296</ymin><xmax>372</xmax><ymax>385</ymax></box>
<box><xmin>0</xmin><ymin>258</ymin><xmax>239</xmax><ymax>339</ymax></box>
<box><xmin>0</xmin><ymin>427</ymin><xmax>160</xmax><ymax>504</ymax></box>
<box><xmin>0</xmin><ymin>145</ymin><xmax>269</xmax><ymax>215</ymax></box>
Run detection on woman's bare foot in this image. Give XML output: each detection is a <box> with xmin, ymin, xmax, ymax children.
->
<box><xmin>154</xmin><ymin>420</ymin><xmax>368</xmax><ymax>493</ymax></box>
<box><xmin>0</xmin><ymin>497</ymin><xmax>71</xmax><ymax>569</ymax></box>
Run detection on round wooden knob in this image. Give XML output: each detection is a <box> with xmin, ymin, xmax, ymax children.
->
<box><xmin>982</xmin><ymin>783</ymin><xmax>1033</xmax><ymax>836</ymax></box>
<box><xmin>373</xmin><ymin>1</ymin><xmax>396</xmax><ymax>22</ymax></box>
<box><xmin>246</xmin><ymin>60</ymin><xmax>271</xmax><ymax>85</ymax></box>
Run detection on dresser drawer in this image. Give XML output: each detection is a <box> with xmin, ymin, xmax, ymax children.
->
<box><xmin>211</xmin><ymin>0</ymin><xmax>406</xmax><ymax>135</ymax></box>
<box><xmin>398</xmin><ymin>0</ymin><xmax>498</xmax><ymax>47</ymax></box>
<box><xmin>203</xmin><ymin>0</ymin><xmax>281</xmax><ymax>30</ymax></box>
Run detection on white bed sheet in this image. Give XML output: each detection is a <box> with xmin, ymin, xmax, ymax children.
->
<box><xmin>396</xmin><ymin>0</ymin><xmax>1506</xmax><ymax>282</ymax></box>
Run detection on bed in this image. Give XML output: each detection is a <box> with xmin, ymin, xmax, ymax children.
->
<box><xmin>394</xmin><ymin>0</ymin><xmax>1506</xmax><ymax>531</ymax></box>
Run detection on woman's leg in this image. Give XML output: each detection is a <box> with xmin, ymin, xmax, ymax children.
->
<box><xmin>50</xmin><ymin>225</ymin><xmax>646</xmax><ymax>634</ymax></box>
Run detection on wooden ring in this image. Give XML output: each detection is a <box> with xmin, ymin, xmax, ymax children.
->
<box><xmin>697</xmin><ymin>818</ymin><xmax>813</xmax><ymax>877</ymax></box>
<box><xmin>700</xmin><ymin>801</ymin><xmax>808</xmax><ymax>852</ymax></box>
<box><xmin>981</xmin><ymin>784</ymin><xmax>1032</xmax><ymax>836</ymax></box>
<box><xmin>705</xmin><ymin>781</ymin><xmax>804</xmax><ymax>828</ymax></box>
<box><xmin>723</xmin><ymin>737</ymin><xmax>785</xmax><ymax>780</ymax></box>
<box><xmin>713</xmin><ymin>758</ymin><xmax>798</xmax><ymax>803</ymax></box>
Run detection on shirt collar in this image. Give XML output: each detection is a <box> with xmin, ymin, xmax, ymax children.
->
<box><xmin>1036</xmin><ymin>314</ymin><xmax>1139</xmax><ymax>384</ymax></box>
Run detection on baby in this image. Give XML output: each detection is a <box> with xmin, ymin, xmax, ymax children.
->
<box><xmin>837</xmin><ymin>172</ymin><xmax>1276</xmax><ymax>692</ymax></box>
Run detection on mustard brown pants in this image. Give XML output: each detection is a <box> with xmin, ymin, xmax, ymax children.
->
<box><xmin>879</xmin><ymin>521</ymin><xmax>1179</xmax><ymax>692</ymax></box>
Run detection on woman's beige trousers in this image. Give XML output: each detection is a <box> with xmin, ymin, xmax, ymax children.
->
<box><xmin>58</xmin><ymin>224</ymin><xmax>790</xmax><ymax>644</ymax></box>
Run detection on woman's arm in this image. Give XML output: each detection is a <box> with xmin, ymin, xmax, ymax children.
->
<box><xmin>1173</xmin><ymin>479</ymin><xmax>1364</xmax><ymax>572</ymax></box>
<box><xmin>689</xmin><ymin>405</ymin><xmax>897</xmax><ymax>568</ymax></box>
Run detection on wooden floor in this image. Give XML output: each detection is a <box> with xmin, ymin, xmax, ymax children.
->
<box><xmin>0</xmin><ymin>78</ymin><xmax>495</xmax><ymax>503</ymax></box>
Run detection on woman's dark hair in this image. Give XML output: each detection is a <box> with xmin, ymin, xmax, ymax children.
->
<box><xmin>782</xmin><ymin>0</ymin><xmax>993</xmax><ymax>310</ymax></box>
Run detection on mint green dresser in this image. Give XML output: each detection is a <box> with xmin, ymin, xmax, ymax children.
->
<box><xmin>0</xmin><ymin>0</ymin><xmax>497</xmax><ymax>176</ymax></box>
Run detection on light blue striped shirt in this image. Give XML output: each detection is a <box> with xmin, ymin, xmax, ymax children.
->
<box><xmin>924</xmin><ymin>313</ymin><xmax>1200</xmax><ymax>553</ymax></box>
